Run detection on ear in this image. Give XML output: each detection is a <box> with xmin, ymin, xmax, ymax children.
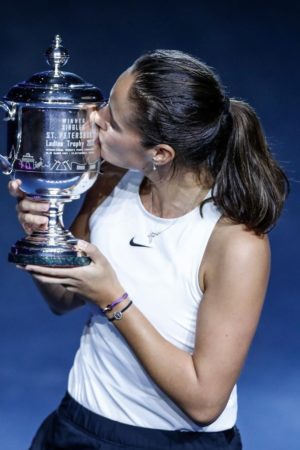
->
<box><xmin>151</xmin><ymin>144</ymin><xmax>176</xmax><ymax>167</ymax></box>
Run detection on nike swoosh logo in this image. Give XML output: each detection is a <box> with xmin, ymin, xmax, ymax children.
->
<box><xmin>129</xmin><ymin>237</ymin><xmax>151</xmax><ymax>248</ymax></box>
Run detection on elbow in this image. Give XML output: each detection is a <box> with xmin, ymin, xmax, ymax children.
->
<box><xmin>189</xmin><ymin>411</ymin><xmax>221</xmax><ymax>427</ymax></box>
<box><xmin>184</xmin><ymin>403</ymin><xmax>225</xmax><ymax>427</ymax></box>
<box><xmin>180</xmin><ymin>379</ymin><xmax>230</xmax><ymax>426</ymax></box>
<box><xmin>189</xmin><ymin>411</ymin><xmax>222</xmax><ymax>427</ymax></box>
<box><xmin>49</xmin><ymin>305</ymin><xmax>66</xmax><ymax>316</ymax></box>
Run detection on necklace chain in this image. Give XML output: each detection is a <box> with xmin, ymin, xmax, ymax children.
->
<box><xmin>147</xmin><ymin>222</ymin><xmax>177</xmax><ymax>244</ymax></box>
<box><xmin>144</xmin><ymin>182</ymin><xmax>205</xmax><ymax>245</ymax></box>
<box><xmin>146</xmin><ymin>188</ymin><xmax>177</xmax><ymax>244</ymax></box>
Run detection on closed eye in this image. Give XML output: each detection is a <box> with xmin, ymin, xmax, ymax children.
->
<box><xmin>108</xmin><ymin>103</ymin><xmax>122</xmax><ymax>131</ymax></box>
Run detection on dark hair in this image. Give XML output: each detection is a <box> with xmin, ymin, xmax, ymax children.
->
<box><xmin>129</xmin><ymin>49</ymin><xmax>289</xmax><ymax>234</ymax></box>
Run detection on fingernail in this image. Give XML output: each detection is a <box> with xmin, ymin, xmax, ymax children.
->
<box><xmin>77</xmin><ymin>239</ymin><xmax>88</xmax><ymax>249</ymax></box>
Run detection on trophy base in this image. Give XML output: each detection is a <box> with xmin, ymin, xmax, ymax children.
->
<box><xmin>9</xmin><ymin>229</ymin><xmax>91</xmax><ymax>268</ymax></box>
<box><xmin>8</xmin><ymin>252</ymin><xmax>91</xmax><ymax>267</ymax></box>
<box><xmin>8</xmin><ymin>198</ymin><xmax>92</xmax><ymax>267</ymax></box>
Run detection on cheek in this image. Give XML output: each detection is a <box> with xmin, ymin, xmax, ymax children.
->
<box><xmin>100</xmin><ymin>125</ymin><xmax>119</xmax><ymax>142</ymax></box>
<box><xmin>99</xmin><ymin>132</ymin><xmax>129</xmax><ymax>165</ymax></box>
<box><xmin>101</xmin><ymin>131</ymin><xmax>123</xmax><ymax>154</ymax></box>
<box><xmin>101</xmin><ymin>129</ymin><xmax>132</xmax><ymax>152</ymax></box>
<box><xmin>99</xmin><ymin>128</ymin><xmax>148</xmax><ymax>167</ymax></box>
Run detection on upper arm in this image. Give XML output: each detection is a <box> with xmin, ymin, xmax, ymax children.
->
<box><xmin>194</xmin><ymin>222</ymin><xmax>270</xmax><ymax>414</ymax></box>
<box><xmin>70</xmin><ymin>162</ymin><xmax>127</xmax><ymax>241</ymax></box>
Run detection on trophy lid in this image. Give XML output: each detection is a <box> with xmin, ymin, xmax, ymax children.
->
<box><xmin>4</xmin><ymin>35</ymin><xmax>104</xmax><ymax>104</ymax></box>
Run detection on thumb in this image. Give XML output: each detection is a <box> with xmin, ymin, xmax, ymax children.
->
<box><xmin>8</xmin><ymin>179</ymin><xmax>25</xmax><ymax>199</ymax></box>
<box><xmin>76</xmin><ymin>240</ymin><xmax>102</xmax><ymax>263</ymax></box>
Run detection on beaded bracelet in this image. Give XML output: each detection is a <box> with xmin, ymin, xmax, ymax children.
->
<box><xmin>108</xmin><ymin>300</ymin><xmax>133</xmax><ymax>322</ymax></box>
<box><xmin>101</xmin><ymin>292</ymin><xmax>128</xmax><ymax>314</ymax></box>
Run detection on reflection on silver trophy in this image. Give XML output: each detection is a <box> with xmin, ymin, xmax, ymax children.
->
<box><xmin>0</xmin><ymin>35</ymin><xmax>104</xmax><ymax>266</ymax></box>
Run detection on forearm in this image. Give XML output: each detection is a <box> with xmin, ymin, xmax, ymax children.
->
<box><xmin>112</xmin><ymin>303</ymin><xmax>224</xmax><ymax>424</ymax></box>
<box><xmin>32</xmin><ymin>277</ymin><xmax>85</xmax><ymax>315</ymax></box>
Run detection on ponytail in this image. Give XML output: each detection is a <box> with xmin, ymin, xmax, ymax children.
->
<box><xmin>209</xmin><ymin>99</ymin><xmax>289</xmax><ymax>234</ymax></box>
<box><xmin>128</xmin><ymin>50</ymin><xmax>288</xmax><ymax>233</ymax></box>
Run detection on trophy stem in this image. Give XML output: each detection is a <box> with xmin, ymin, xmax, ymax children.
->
<box><xmin>8</xmin><ymin>198</ymin><xmax>91</xmax><ymax>267</ymax></box>
<box><xmin>47</xmin><ymin>199</ymin><xmax>69</xmax><ymax>242</ymax></box>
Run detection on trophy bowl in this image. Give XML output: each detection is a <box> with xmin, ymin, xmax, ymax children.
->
<box><xmin>0</xmin><ymin>35</ymin><xmax>104</xmax><ymax>267</ymax></box>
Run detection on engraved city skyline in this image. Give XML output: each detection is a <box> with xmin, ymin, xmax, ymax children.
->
<box><xmin>14</xmin><ymin>151</ymin><xmax>98</xmax><ymax>172</ymax></box>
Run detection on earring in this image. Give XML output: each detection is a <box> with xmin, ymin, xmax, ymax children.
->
<box><xmin>152</xmin><ymin>161</ymin><xmax>157</xmax><ymax>171</ymax></box>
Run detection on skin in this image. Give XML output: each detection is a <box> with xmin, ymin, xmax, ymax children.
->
<box><xmin>9</xmin><ymin>68</ymin><xmax>270</xmax><ymax>425</ymax></box>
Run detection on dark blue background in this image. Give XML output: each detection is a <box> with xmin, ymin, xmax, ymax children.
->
<box><xmin>0</xmin><ymin>1</ymin><xmax>299</xmax><ymax>448</ymax></box>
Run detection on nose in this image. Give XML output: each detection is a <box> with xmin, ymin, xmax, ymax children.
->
<box><xmin>93</xmin><ymin>102</ymin><xmax>109</xmax><ymax>131</ymax></box>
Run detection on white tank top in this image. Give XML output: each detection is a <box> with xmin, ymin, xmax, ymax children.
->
<box><xmin>68</xmin><ymin>170</ymin><xmax>237</xmax><ymax>432</ymax></box>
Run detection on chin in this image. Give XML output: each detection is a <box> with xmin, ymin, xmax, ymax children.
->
<box><xmin>101</xmin><ymin>155</ymin><xmax>126</xmax><ymax>169</ymax></box>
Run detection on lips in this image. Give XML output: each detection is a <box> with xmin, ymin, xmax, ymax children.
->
<box><xmin>94</xmin><ymin>135</ymin><xmax>101</xmax><ymax>147</ymax></box>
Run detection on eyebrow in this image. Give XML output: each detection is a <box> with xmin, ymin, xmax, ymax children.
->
<box><xmin>108</xmin><ymin>102</ymin><xmax>121</xmax><ymax>131</ymax></box>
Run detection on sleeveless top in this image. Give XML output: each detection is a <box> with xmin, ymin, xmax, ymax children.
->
<box><xmin>68</xmin><ymin>170</ymin><xmax>237</xmax><ymax>432</ymax></box>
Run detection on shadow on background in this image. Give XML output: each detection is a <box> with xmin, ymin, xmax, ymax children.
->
<box><xmin>0</xmin><ymin>1</ymin><xmax>299</xmax><ymax>449</ymax></box>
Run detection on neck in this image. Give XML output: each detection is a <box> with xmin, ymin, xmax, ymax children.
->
<box><xmin>140</xmin><ymin>167</ymin><xmax>213</xmax><ymax>219</ymax></box>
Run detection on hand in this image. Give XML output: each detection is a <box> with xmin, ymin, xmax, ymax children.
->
<box><xmin>22</xmin><ymin>240</ymin><xmax>125</xmax><ymax>307</ymax></box>
<box><xmin>8</xmin><ymin>179</ymin><xmax>49</xmax><ymax>235</ymax></box>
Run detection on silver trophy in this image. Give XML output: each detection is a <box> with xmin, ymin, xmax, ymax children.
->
<box><xmin>0</xmin><ymin>35</ymin><xmax>104</xmax><ymax>266</ymax></box>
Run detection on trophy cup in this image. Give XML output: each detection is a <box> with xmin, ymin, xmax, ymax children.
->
<box><xmin>0</xmin><ymin>35</ymin><xmax>104</xmax><ymax>266</ymax></box>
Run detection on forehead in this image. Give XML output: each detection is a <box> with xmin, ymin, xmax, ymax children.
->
<box><xmin>110</xmin><ymin>68</ymin><xmax>135</xmax><ymax>107</ymax></box>
<box><xmin>109</xmin><ymin>69</ymin><xmax>137</xmax><ymax>130</ymax></box>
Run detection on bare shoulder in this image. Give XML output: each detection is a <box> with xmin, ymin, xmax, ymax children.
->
<box><xmin>70</xmin><ymin>162</ymin><xmax>127</xmax><ymax>240</ymax></box>
<box><xmin>200</xmin><ymin>217</ymin><xmax>270</xmax><ymax>293</ymax></box>
<box><xmin>207</xmin><ymin>217</ymin><xmax>270</xmax><ymax>260</ymax></box>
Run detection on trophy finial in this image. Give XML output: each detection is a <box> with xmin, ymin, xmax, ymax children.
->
<box><xmin>45</xmin><ymin>35</ymin><xmax>69</xmax><ymax>76</ymax></box>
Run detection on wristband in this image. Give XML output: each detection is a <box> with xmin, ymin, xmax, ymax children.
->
<box><xmin>108</xmin><ymin>300</ymin><xmax>133</xmax><ymax>322</ymax></box>
<box><xmin>101</xmin><ymin>292</ymin><xmax>128</xmax><ymax>314</ymax></box>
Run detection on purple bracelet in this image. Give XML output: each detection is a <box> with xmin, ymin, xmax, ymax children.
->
<box><xmin>101</xmin><ymin>292</ymin><xmax>128</xmax><ymax>314</ymax></box>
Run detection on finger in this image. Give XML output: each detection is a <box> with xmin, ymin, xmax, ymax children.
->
<box><xmin>21</xmin><ymin>222</ymin><xmax>47</xmax><ymax>235</ymax></box>
<box><xmin>8</xmin><ymin>179</ymin><xmax>25</xmax><ymax>199</ymax></box>
<box><xmin>18</xmin><ymin>212</ymin><xmax>48</xmax><ymax>227</ymax></box>
<box><xmin>25</xmin><ymin>264</ymin><xmax>80</xmax><ymax>278</ymax></box>
<box><xmin>38</xmin><ymin>222</ymin><xmax>49</xmax><ymax>231</ymax></box>
<box><xmin>31</xmin><ymin>274</ymin><xmax>76</xmax><ymax>285</ymax></box>
<box><xmin>64</xmin><ymin>286</ymin><xmax>79</xmax><ymax>293</ymax></box>
<box><xmin>17</xmin><ymin>198</ymin><xmax>49</xmax><ymax>213</ymax></box>
<box><xmin>23</xmin><ymin>224</ymin><xmax>34</xmax><ymax>235</ymax></box>
<box><xmin>76</xmin><ymin>240</ymin><xmax>102</xmax><ymax>263</ymax></box>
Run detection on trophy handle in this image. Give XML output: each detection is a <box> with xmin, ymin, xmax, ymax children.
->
<box><xmin>0</xmin><ymin>100</ymin><xmax>17</xmax><ymax>174</ymax></box>
<box><xmin>0</xmin><ymin>100</ymin><xmax>16</xmax><ymax>121</ymax></box>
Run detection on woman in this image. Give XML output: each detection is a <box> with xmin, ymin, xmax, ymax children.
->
<box><xmin>9</xmin><ymin>50</ymin><xmax>288</xmax><ymax>449</ymax></box>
